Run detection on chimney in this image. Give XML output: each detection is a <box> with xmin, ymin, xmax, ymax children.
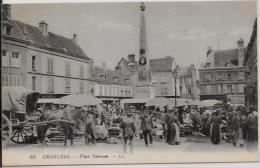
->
<box><xmin>127</xmin><ymin>54</ymin><xmax>135</xmax><ymax>63</ymax></box>
<box><xmin>1</xmin><ymin>4</ymin><xmax>11</xmax><ymax>20</ymax></box>
<box><xmin>237</xmin><ymin>38</ymin><xmax>244</xmax><ymax>66</ymax></box>
<box><xmin>102</xmin><ymin>62</ymin><xmax>107</xmax><ymax>72</ymax></box>
<box><xmin>39</xmin><ymin>21</ymin><xmax>48</xmax><ymax>36</ymax></box>
<box><xmin>73</xmin><ymin>33</ymin><xmax>77</xmax><ymax>43</ymax></box>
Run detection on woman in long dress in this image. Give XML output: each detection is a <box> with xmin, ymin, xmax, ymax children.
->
<box><xmin>231</xmin><ymin>112</ymin><xmax>243</xmax><ymax>147</ymax></box>
<box><xmin>210</xmin><ymin>111</ymin><xmax>221</xmax><ymax>144</ymax></box>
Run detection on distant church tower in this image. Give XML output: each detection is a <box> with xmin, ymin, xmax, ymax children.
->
<box><xmin>138</xmin><ymin>2</ymin><xmax>149</xmax><ymax>82</ymax></box>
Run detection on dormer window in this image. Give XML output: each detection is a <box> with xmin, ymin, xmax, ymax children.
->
<box><xmin>62</xmin><ymin>48</ymin><xmax>68</xmax><ymax>53</ymax></box>
<box><xmin>3</xmin><ymin>24</ymin><xmax>13</xmax><ymax>36</ymax></box>
<box><xmin>100</xmin><ymin>75</ymin><xmax>106</xmax><ymax>81</ymax></box>
<box><xmin>113</xmin><ymin>77</ymin><xmax>119</xmax><ymax>83</ymax></box>
<box><xmin>124</xmin><ymin>78</ymin><xmax>129</xmax><ymax>84</ymax></box>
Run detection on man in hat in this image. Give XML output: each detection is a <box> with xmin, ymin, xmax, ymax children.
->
<box><xmin>120</xmin><ymin>112</ymin><xmax>136</xmax><ymax>154</ymax></box>
<box><xmin>140</xmin><ymin>109</ymin><xmax>154</xmax><ymax>147</ymax></box>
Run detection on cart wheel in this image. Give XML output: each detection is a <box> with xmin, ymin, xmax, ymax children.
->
<box><xmin>11</xmin><ymin>122</ymin><xmax>33</xmax><ymax>144</ymax></box>
<box><xmin>2</xmin><ymin>114</ymin><xmax>12</xmax><ymax>147</ymax></box>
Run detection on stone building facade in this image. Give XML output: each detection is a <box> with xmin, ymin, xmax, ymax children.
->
<box><xmin>244</xmin><ymin>19</ymin><xmax>257</xmax><ymax>111</ymax></box>
<box><xmin>199</xmin><ymin>39</ymin><xmax>246</xmax><ymax>105</ymax></box>
<box><xmin>1</xmin><ymin>5</ymin><xmax>95</xmax><ymax>98</ymax></box>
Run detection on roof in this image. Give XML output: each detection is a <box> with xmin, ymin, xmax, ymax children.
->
<box><xmin>150</xmin><ymin>57</ymin><xmax>173</xmax><ymax>72</ymax></box>
<box><xmin>3</xmin><ymin>19</ymin><xmax>91</xmax><ymax>61</ymax></box>
<box><xmin>117</xmin><ymin>57</ymin><xmax>139</xmax><ymax>73</ymax></box>
<box><xmin>91</xmin><ymin>66</ymin><xmax>129</xmax><ymax>85</ymax></box>
<box><xmin>214</xmin><ymin>49</ymin><xmax>239</xmax><ymax>67</ymax></box>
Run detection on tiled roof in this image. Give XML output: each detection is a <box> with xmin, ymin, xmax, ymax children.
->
<box><xmin>91</xmin><ymin>66</ymin><xmax>128</xmax><ymax>85</ymax></box>
<box><xmin>150</xmin><ymin>57</ymin><xmax>173</xmax><ymax>72</ymax></box>
<box><xmin>214</xmin><ymin>49</ymin><xmax>239</xmax><ymax>67</ymax></box>
<box><xmin>3</xmin><ymin>19</ymin><xmax>91</xmax><ymax>61</ymax></box>
<box><xmin>118</xmin><ymin>57</ymin><xmax>139</xmax><ymax>73</ymax></box>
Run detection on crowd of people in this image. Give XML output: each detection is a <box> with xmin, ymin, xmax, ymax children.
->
<box><xmin>34</xmin><ymin>102</ymin><xmax>258</xmax><ymax>154</ymax></box>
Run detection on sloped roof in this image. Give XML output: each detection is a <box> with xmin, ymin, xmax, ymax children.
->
<box><xmin>91</xmin><ymin>66</ymin><xmax>128</xmax><ymax>85</ymax></box>
<box><xmin>214</xmin><ymin>49</ymin><xmax>239</xmax><ymax>67</ymax></box>
<box><xmin>3</xmin><ymin>19</ymin><xmax>91</xmax><ymax>61</ymax></box>
<box><xmin>117</xmin><ymin>57</ymin><xmax>139</xmax><ymax>73</ymax></box>
<box><xmin>150</xmin><ymin>57</ymin><xmax>173</xmax><ymax>72</ymax></box>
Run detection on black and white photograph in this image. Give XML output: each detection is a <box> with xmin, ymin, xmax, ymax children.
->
<box><xmin>1</xmin><ymin>0</ymin><xmax>259</xmax><ymax>166</ymax></box>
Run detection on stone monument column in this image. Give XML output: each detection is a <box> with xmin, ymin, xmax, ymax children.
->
<box><xmin>135</xmin><ymin>2</ymin><xmax>155</xmax><ymax>99</ymax></box>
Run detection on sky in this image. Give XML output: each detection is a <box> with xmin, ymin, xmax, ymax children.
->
<box><xmin>11</xmin><ymin>1</ymin><xmax>257</xmax><ymax>69</ymax></box>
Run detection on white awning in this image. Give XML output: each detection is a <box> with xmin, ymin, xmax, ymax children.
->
<box><xmin>37</xmin><ymin>98</ymin><xmax>60</xmax><ymax>104</ymax></box>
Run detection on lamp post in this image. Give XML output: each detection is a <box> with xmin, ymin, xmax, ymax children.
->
<box><xmin>173</xmin><ymin>68</ymin><xmax>178</xmax><ymax>112</ymax></box>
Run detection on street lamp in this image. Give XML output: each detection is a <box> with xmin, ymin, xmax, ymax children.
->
<box><xmin>173</xmin><ymin>68</ymin><xmax>178</xmax><ymax>111</ymax></box>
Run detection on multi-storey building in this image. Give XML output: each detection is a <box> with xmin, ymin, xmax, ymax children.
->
<box><xmin>178</xmin><ymin>64</ymin><xmax>199</xmax><ymax>100</ymax></box>
<box><xmin>91</xmin><ymin>66</ymin><xmax>133</xmax><ymax>104</ymax></box>
<box><xmin>244</xmin><ymin>19</ymin><xmax>257</xmax><ymax>111</ymax></box>
<box><xmin>1</xmin><ymin>5</ymin><xmax>95</xmax><ymax>98</ymax></box>
<box><xmin>199</xmin><ymin>39</ymin><xmax>246</xmax><ymax>105</ymax></box>
<box><xmin>116</xmin><ymin>55</ymin><xmax>188</xmax><ymax>98</ymax></box>
<box><xmin>150</xmin><ymin>56</ymin><xmax>181</xmax><ymax>98</ymax></box>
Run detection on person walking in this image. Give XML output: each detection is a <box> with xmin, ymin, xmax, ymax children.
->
<box><xmin>140</xmin><ymin>110</ymin><xmax>154</xmax><ymax>147</ymax></box>
<box><xmin>120</xmin><ymin>112</ymin><xmax>136</xmax><ymax>154</ymax></box>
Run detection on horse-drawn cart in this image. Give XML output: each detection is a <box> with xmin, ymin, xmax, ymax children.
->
<box><xmin>2</xmin><ymin>86</ymin><xmax>40</xmax><ymax>146</ymax></box>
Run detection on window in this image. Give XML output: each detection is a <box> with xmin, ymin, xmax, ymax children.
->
<box><xmin>206</xmin><ymin>85</ymin><xmax>211</xmax><ymax>94</ymax></box>
<box><xmin>11</xmin><ymin>52</ymin><xmax>21</xmax><ymax>68</ymax></box>
<box><xmin>217</xmin><ymin>85</ymin><xmax>223</xmax><ymax>94</ymax></box>
<box><xmin>80</xmin><ymin>65</ymin><xmax>84</xmax><ymax>78</ymax></box>
<box><xmin>32</xmin><ymin>77</ymin><xmax>36</xmax><ymax>91</ymax></box>
<box><xmin>65</xmin><ymin>62</ymin><xmax>70</xmax><ymax>76</ymax></box>
<box><xmin>237</xmin><ymin>84</ymin><xmax>244</xmax><ymax>93</ymax></box>
<box><xmin>47</xmin><ymin>58</ymin><xmax>54</xmax><ymax>73</ymax></box>
<box><xmin>114</xmin><ymin>77</ymin><xmax>119</xmax><ymax>83</ymax></box>
<box><xmin>227</xmin><ymin>85</ymin><xmax>232</xmax><ymax>94</ymax></box>
<box><xmin>204</xmin><ymin>73</ymin><xmax>211</xmax><ymax>82</ymax></box>
<box><xmin>2</xmin><ymin>50</ymin><xmax>9</xmax><ymax>67</ymax></box>
<box><xmin>65</xmin><ymin>79</ymin><xmax>71</xmax><ymax>93</ymax></box>
<box><xmin>125</xmin><ymin>90</ymin><xmax>128</xmax><ymax>97</ymax></box>
<box><xmin>99</xmin><ymin>85</ymin><xmax>102</xmax><ymax>96</ymax></box>
<box><xmin>161</xmin><ymin>76</ymin><xmax>167</xmax><ymax>84</ymax></box>
<box><xmin>2</xmin><ymin>74</ymin><xmax>10</xmax><ymax>86</ymax></box>
<box><xmin>121</xmin><ymin>88</ymin><xmax>123</xmax><ymax>96</ymax></box>
<box><xmin>32</xmin><ymin>56</ymin><xmax>36</xmax><ymax>71</ymax></box>
<box><xmin>215</xmin><ymin>72</ymin><xmax>220</xmax><ymax>81</ymax></box>
<box><xmin>238</xmin><ymin>72</ymin><xmax>244</xmax><ymax>80</ymax></box>
<box><xmin>227</xmin><ymin>73</ymin><xmax>232</xmax><ymax>81</ymax></box>
<box><xmin>80</xmin><ymin>81</ymin><xmax>84</xmax><ymax>93</ymax></box>
<box><xmin>151</xmin><ymin>77</ymin><xmax>157</xmax><ymax>84</ymax></box>
<box><xmin>11</xmin><ymin>75</ymin><xmax>21</xmax><ymax>86</ymax></box>
<box><xmin>47</xmin><ymin>78</ymin><xmax>54</xmax><ymax>93</ymax></box>
<box><xmin>161</xmin><ymin>87</ymin><xmax>168</xmax><ymax>95</ymax></box>
<box><xmin>4</xmin><ymin>25</ymin><xmax>13</xmax><ymax>36</ymax></box>
<box><xmin>188</xmin><ymin>88</ymin><xmax>192</xmax><ymax>95</ymax></box>
<box><xmin>109</xmin><ymin>86</ymin><xmax>112</xmax><ymax>96</ymax></box>
<box><xmin>125</xmin><ymin>78</ymin><xmax>129</xmax><ymax>85</ymax></box>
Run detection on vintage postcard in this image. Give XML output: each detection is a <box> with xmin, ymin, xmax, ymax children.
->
<box><xmin>1</xmin><ymin>0</ymin><xmax>259</xmax><ymax>166</ymax></box>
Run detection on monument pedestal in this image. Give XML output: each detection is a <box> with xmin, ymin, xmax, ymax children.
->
<box><xmin>134</xmin><ymin>81</ymin><xmax>155</xmax><ymax>99</ymax></box>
